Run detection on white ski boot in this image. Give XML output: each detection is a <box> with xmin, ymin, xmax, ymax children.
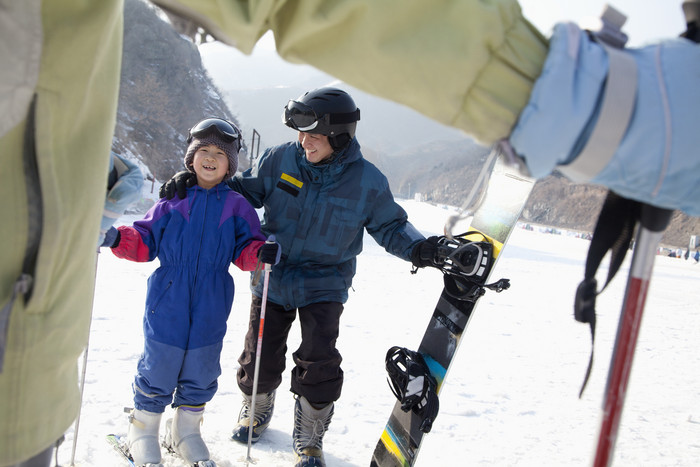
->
<box><xmin>126</xmin><ymin>408</ymin><xmax>164</xmax><ymax>467</ymax></box>
<box><xmin>163</xmin><ymin>405</ymin><xmax>216</xmax><ymax>466</ymax></box>
<box><xmin>292</xmin><ymin>396</ymin><xmax>334</xmax><ymax>467</ymax></box>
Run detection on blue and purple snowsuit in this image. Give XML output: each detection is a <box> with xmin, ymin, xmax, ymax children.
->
<box><xmin>112</xmin><ymin>182</ymin><xmax>265</xmax><ymax>412</ymax></box>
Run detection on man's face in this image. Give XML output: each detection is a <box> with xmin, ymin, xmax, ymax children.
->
<box><xmin>298</xmin><ymin>132</ymin><xmax>333</xmax><ymax>164</ymax></box>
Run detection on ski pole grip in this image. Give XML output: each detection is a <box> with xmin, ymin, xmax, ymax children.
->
<box><xmin>639</xmin><ymin>205</ymin><xmax>673</xmax><ymax>232</ymax></box>
<box><xmin>264</xmin><ymin>235</ymin><xmax>279</xmax><ymax>271</ymax></box>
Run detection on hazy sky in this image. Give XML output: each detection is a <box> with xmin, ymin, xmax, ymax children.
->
<box><xmin>519</xmin><ymin>0</ymin><xmax>686</xmax><ymax>46</ymax></box>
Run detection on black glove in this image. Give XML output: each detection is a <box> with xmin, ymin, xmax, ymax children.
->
<box><xmin>101</xmin><ymin>226</ymin><xmax>121</xmax><ymax>248</ymax></box>
<box><xmin>159</xmin><ymin>171</ymin><xmax>197</xmax><ymax>200</ymax></box>
<box><xmin>410</xmin><ymin>236</ymin><xmax>440</xmax><ymax>269</ymax></box>
<box><xmin>258</xmin><ymin>240</ymin><xmax>282</xmax><ymax>265</ymax></box>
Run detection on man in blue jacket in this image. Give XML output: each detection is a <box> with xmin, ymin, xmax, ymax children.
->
<box><xmin>232</xmin><ymin>87</ymin><xmax>441</xmax><ymax>467</ymax></box>
<box><xmin>163</xmin><ymin>87</ymin><xmax>438</xmax><ymax>467</ymax></box>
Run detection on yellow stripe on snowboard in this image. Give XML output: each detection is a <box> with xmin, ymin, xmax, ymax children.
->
<box><xmin>459</xmin><ymin>229</ymin><xmax>504</xmax><ymax>258</ymax></box>
<box><xmin>380</xmin><ymin>429</ymin><xmax>410</xmax><ymax>467</ymax></box>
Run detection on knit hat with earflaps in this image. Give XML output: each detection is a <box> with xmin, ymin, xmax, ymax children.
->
<box><xmin>184</xmin><ymin>133</ymin><xmax>239</xmax><ymax>177</ymax></box>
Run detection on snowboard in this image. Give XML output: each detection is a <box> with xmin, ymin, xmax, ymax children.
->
<box><xmin>371</xmin><ymin>152</ymin><xmax>534</xmax><ymax>467</ymax></box>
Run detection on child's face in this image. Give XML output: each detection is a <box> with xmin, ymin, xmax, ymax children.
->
<box><xmin>192</xmin><ymin>144</ymin><xmax>229</xmax><ymax>189</ymax></box>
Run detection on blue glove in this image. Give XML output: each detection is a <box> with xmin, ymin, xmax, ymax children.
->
<box><xmin>258</xmin><ymin>239</ymin><xmax>282</xmax><ymax>265</ymax></box>
<box><xmin>101</xmin><ymin>226</ymin><xmax>121</xmax><ymax>248</ymax></box>
<box><xmin>510</xmin><ymin>21</ymin><xmax>700</xmax><ymax>216</ymax></box>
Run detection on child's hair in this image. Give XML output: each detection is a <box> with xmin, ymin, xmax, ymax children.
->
<box><xmin>184</xmin><ymin>133</ymin><xmax>239</xmax><ymax>176</ymax></box>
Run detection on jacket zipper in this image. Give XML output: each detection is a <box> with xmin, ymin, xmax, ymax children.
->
<box><xmin>0</xmin><ymin>95</ymin><xmax>43</xmax><ymax>372</ymax></box>
<box><xmin>192</xmin><ymin>189</ymin><xmax>209</xmax><ymax>294</ymax></box>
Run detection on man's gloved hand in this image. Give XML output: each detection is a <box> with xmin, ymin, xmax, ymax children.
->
<box><xmin>258</xmin><ymin>240</ymin><xmax>282</xmax><ymax>265</ymax></box>
<box><xmin>101</xmin><ymin>226</ymin><xmax>121</xmax><ymax>248</ymax></box>
<box><xmin>410</xmin><ymin>236</ymin><xmax>441</xmax><ymax>269</ymax></box>
<box><xmin>159</xmin><ymin>171</ymin><xmax>197</xmax><ymax>200</ymax></box>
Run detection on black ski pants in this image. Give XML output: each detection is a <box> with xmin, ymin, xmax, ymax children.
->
<box><xmin>237</xmin><ymin>295</ymin><xmax>344</xmax><ymax>405</ymax></box>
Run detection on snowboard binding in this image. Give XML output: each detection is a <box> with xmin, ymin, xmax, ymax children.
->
<box><xmin>385</xmin><ymin>346</ymin><xmax>440</xmax><ymax>434</ymax></box>
<box><xmin>433</xmin><ymin>231</ymin><xmax>510</xmax><ymax>302</ymax></box>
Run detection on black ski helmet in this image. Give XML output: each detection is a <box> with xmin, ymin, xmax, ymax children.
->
<box><xmin>283</xmin><ymin>87</ymin><xmax>361</xmax><ymax>151</ymax></box>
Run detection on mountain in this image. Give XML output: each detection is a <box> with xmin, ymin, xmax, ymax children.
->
<box><xmin>380</xmin><ymin>142</ymin><xmax>699</xmax><ymax>248</ymax></box>
<box><xmin>113</xmin><ymin>0</ymin><xmax>238</xmax><ymax>182</ymax></box>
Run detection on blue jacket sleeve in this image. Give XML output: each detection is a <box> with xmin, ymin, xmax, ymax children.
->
<box><xmin>98</xmin><ymin>153</ymin><xmax>143</xmax><ymax>245</ymax></box>
<box><xmin>229</xmin><ymin>147</ymin><xmax>277</xmax><ymax>209</ymax></box>
<box><xmin>365</xmin><ymin>176</ymin><xmax>425</xmax><ymax>262</ymax></box>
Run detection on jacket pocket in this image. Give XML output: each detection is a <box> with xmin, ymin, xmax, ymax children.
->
<box><xmin>327</xmin><ymin>202</ymin><xmax>363</xmax><ymax>251</ymax></box>
<box><xmin>146</xmin><ymin>279</ymin><xmax>173</xmax><ymax>315</ymax></box>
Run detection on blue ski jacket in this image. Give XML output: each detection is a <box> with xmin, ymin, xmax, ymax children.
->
<box><xmin>231</xmin><ymin>139</ymin><xmax>424</xmax><ymax>310</ymax></box>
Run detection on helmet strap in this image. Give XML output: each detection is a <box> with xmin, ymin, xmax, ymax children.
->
<box><xmin>329</xmin><ymin>133</ymin><xmax>351</xmax><ymax>151</ymax></box>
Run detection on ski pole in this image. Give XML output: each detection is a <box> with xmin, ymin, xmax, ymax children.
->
<box><xmin>592</xmin><ymin>204</ymin><xmax>672</xmax><ymax>467</ymax></box>
<box><xmin>71</xmin><ymin>334</ymin><xmax>90</xmax><ymax>465</ymax></box>
<box><xmin>70</xmin><ymin>254</ymin><xmax>100</xmax><ymax>466</ymax></box>
<box><xmin>245</xmin><ymin>240</ymin><xmax>274</xmax><ymax>466</ymax></box>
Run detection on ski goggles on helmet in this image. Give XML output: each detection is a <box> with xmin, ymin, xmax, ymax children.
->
<box><xmin>187</xmin><ymin>118</ymin><xmax>240</xmax><ymax>145</ymax></box>
<box><xmin>283</xmin><ymin>100</ymin><xmax>322</xmax><ymax>132</ymax></box>
<box><xmin>283</xmin><ymin>100</ymin><xmax>361</xmax><ymax>136</ymax></box>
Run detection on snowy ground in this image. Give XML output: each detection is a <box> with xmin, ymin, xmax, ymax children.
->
<box><xmin>59</xmin><ymin>200</ymin><xmax>700</xmax><ymax>466</ymax></box>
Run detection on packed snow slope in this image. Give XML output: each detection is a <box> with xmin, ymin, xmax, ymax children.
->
<box><xmin>60</xmin><ymin>200</ymin><xmax>700</xmax><ymax>466</ymax></box>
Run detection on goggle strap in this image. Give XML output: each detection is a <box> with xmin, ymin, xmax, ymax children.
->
<box><xmin>328</xmin><ymin>108</ymin><xmax>360</xmax><ymax>124</ymax></box>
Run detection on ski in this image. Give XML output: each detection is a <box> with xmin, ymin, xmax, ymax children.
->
<box><xmin>106</xmin><ymin>434</ymin><xmax>136</xmax><ymax>467</ymax></box>
<box><xmin>161</xmin><ymin>436</ymin><xmax>217</xmax><ymax>467</ymax></box>
<box><xmin>371</xmin><ymin>150</ymin><xmax>534</xmax><ymax>467</ymax></box>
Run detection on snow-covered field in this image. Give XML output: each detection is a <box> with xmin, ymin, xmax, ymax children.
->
<box><xmin>59</xmin><ymin>200</ymin><xmax>700</xmax><ymax>466</ymax></box>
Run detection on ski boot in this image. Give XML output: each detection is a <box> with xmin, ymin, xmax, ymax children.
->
<box><xmin>126</xmin><ymin>408</ymin><xmax>164</xmax><ymax>467</ymax></box>
<box><xmin>292</xmin><ymin>396</ymin><xmax>334</xmax><ymax>467</ymax></box>
<box><xmin>231</xmin><ymin>391</ymin><xmax>275</xmax><ymax>443</ymax></box>
<box><xmin>163</xmin><ymin>405</ymin><xmax>216</xmax><ymax>466</ymax></box>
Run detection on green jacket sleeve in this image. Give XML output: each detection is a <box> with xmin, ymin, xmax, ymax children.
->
<box><xmin>151</xmin><ymin>0</ymin><xmax>548</xmax><ymax>144</ymax></box>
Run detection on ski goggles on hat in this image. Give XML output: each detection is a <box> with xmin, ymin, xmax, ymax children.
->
<box><xmin>187</xmin><ymin>118</ymin><xmax>240</xmax><ymax>144</ymax></box>
<box><xmin>283</xmin><ymin>100</ymin><xmax>322</xmax><ymax>132</ymax></box>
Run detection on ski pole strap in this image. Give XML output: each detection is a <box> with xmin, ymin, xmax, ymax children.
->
<box><xmin>385</xmin><ymin>346</ymin><xmax>440</xmax><ymax>433</ymax></box>
<box><xmin>574</xmin><ymin>191</ymin><xmax>640</xmax><ymax>396</ymax></box>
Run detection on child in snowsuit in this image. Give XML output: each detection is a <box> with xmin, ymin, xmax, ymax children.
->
<box><xmin>106</xmin><ymin>118</ymin><xmax>281</xmax><ymax>466</ymax></box>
